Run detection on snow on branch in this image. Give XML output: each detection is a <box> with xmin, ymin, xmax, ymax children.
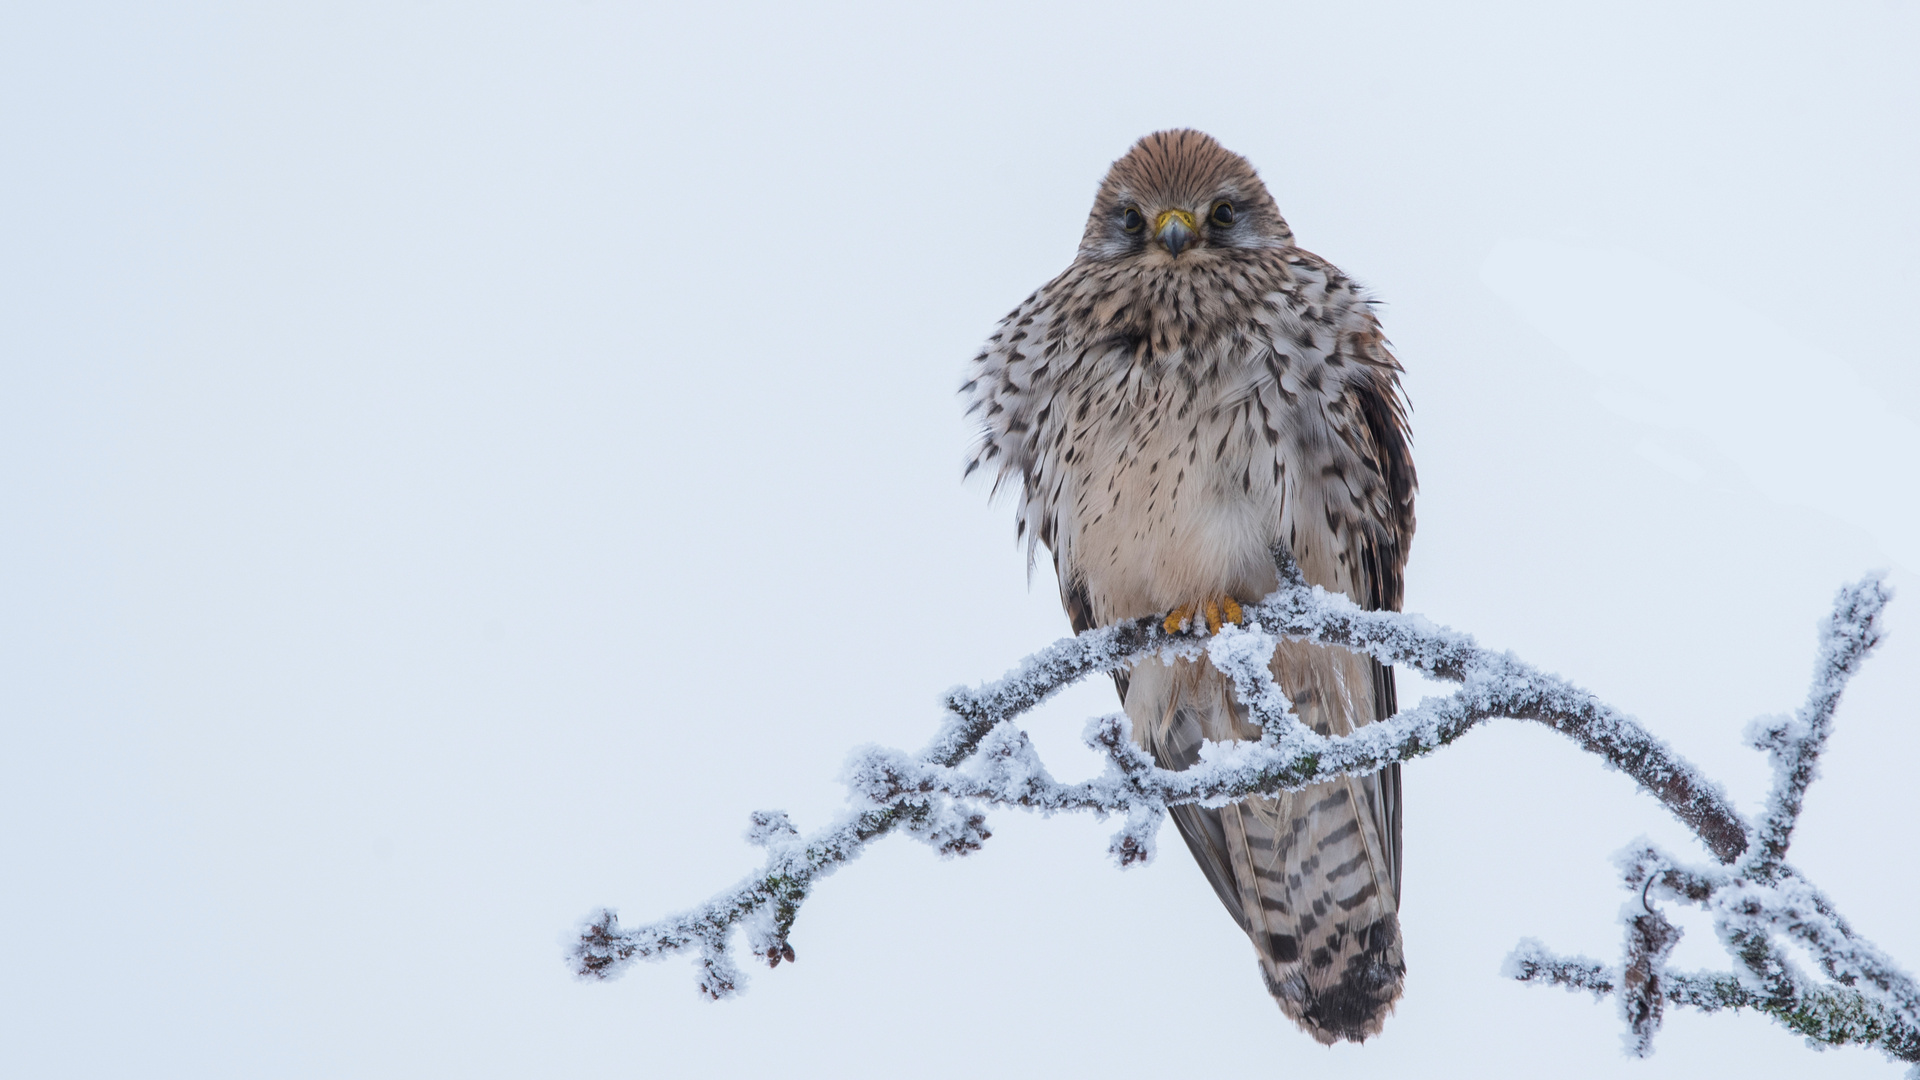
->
<box><xmin>1507</xmin><ymin>576</ymin><xmax>1918</xmax><ymax>1072</ymax></box>
<box><xmin>571</xmin><ymin>550</ymin><xmax>1914</xmax><ymax>1069</ymax></box>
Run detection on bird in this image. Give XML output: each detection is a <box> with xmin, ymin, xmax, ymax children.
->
<box><xmin>961</xmin><ymin>130</ymin><xmax>1417</xmax><ymax>1043</ymax></box>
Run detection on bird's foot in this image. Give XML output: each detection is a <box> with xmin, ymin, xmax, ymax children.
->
<box><xmin>1163</xmin><ymin>595</ymin><xmax>1245</xmax><ymax>635</ymax></box>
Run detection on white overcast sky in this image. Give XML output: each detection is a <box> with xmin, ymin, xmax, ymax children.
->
<box><xmin>3</xmin><ymin>3</ymin><xmax>1917</xmax><ymax>1078</ymax></box>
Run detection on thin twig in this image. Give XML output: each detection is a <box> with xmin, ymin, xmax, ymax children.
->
<box><xmin>1507</xmin><ymin>576</ymin><xmax>1915</xmax><ymax>1070</ymax></box>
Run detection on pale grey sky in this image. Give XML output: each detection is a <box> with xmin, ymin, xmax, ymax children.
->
<box><xmin>2</xmin><ymin>2</ymin><xmax>1916</xmax><ymax>1077</ymax></box>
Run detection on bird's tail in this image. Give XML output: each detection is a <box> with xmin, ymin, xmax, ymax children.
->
<box><xmin>1131</xmin><ymin>642</ymin><xmax>1404</xmax><ymax>1044</ymax></box>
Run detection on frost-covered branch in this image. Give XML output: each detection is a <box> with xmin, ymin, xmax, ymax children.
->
<box><xmin>1748</xmin><ymin>578</ymin><xmax>1889</xmax><ymax>874</ymax></box>
<box><xmin>1506</xmin><ymin>934</ymin><xmax>1920</xmax><ymax>1066</ymax></box>
<box><xmin>572</xmin><ymin>554</ymin><xmax>1913</xmax><ymax>1069</ymax></box>
<box><xmin>1507</xmin><ymin>576</ymin><xmax>1918</xmax><ymax>1072</ymax></box>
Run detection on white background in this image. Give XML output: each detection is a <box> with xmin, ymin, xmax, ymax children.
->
<box><xmin>3</xmin><ymin>2</ymin><xmax>1916</xmax><ymax>1077</ymax></box>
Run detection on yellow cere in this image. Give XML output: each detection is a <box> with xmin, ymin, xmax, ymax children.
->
<box><xmin>1154</xmin><ymin>209</ymin><xmax>1198</xmax><ymax>234</ymax></box>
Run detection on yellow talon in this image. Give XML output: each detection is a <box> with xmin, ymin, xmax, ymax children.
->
<box><xmin>1163</xmin><ymin>603</ymin><xmax>1195</xmax><ymax>634</ymax></box>
<box><xmin>1163</xmin><ymin>596</ymin><xmax>1245</xmax><ymax>635</ymax></box>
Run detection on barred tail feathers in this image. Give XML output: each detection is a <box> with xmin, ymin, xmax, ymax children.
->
<box><xmin>1131</xmin><ymin>645</ymin><xmax>1404</xmax><ymax>1044</ymax></box>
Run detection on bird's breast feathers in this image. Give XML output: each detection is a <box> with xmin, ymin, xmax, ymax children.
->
<box><xmin>963</xmin><ymin>252</ymin><xmax>1399</xmax><ymax>624</ymax></box>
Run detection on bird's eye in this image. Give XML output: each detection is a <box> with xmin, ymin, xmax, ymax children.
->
<box><xmin>1211</xmin><ymin>202</ymin><xmax>1236</xmax><ymax>227</ymax></box>
<box><xmin>1121</xmin><ymin>208</ymin><xmax>1144</xmax><ymax>233</ymax></box>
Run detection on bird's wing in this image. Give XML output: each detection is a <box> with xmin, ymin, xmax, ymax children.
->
<box><xmin>1342</xmin><ymin>313</ymin><xmax>1416</xmax><ymax>902</ymax></box>
<box><xmin>961</xmin><ymin>282</ymin><xmax>1071</xmax><ymax>573</ymax></box>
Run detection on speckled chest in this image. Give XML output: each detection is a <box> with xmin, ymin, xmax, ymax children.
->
<box><xmin>1037</xmin><ymin>332</ymin><xmax>1352</xmax><ymax>622</ymax></box>
<box><xmin>966</xmin><ymin>250</ymin><xmax>1383</xmax><ymax>622</ymax></box>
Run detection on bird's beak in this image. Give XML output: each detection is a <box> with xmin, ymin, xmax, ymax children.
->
<box><xmin>1155</xmin><ymin>209</ymin><xmax>1197</xmax><ymax>257</ymax></box>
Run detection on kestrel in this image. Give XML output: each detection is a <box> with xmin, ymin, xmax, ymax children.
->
<box><xmin>962</xmin><ymin>130</ymin><xmax>1416</xmax><ymax>1043</ymax></box>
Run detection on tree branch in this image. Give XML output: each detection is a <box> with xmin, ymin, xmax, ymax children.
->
<box><xmin>571</xmin><ymin>554</ymin><xmax>1912</xmax><ymax>1070</ymax></box>
<box><xmin>1747</xmin><ymin>576</ymin><xmax>1892</xmax><ymax>874</ymax></box>
<box><xmin>1506</xmin><ymin>576</ymin><xmax>1915</xmax><ymax>1070</ymax></box>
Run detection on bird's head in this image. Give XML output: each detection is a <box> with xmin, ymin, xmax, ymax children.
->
<box><xmin>1078</xmin><ymin>130</ymin><xmax>1293</xmax><ymax>265</ymax></box>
